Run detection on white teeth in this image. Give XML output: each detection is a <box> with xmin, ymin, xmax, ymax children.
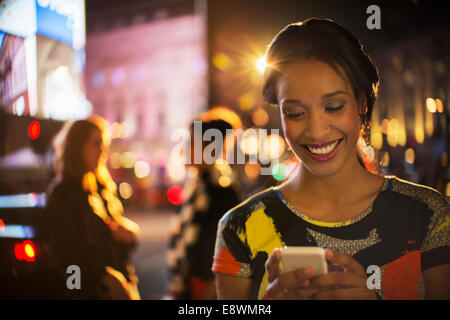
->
<box><xmin>306</xmin><ymin>140</ymin><xmax>340</xmax><ymax>155</ymax></box>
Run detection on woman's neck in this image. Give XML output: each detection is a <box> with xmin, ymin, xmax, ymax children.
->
<box><xmin>287</xmin><ymin>154</ymin><xmax>378</xmax><ymax>208</ymax></box>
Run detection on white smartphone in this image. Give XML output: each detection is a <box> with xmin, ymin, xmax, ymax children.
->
<box><xmin>279</xmin><ymin>246</ymin><xmax>328</xmax><ymax>275</ymax></box>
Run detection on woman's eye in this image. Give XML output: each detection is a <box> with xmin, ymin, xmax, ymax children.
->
<box><xmin>284</xmin><ymin>110</ymin><xmax>304</xmax><ymax>119</ymax></box>
<box><xmin>325</xmin><ymin>104</ymin><xmax>344</xmax><ymax>112</ymax></box>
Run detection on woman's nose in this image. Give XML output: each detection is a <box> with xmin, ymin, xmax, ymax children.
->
<box><xmin>305</xmin><ymin>110</ymin><xmax>330</xmax><ymax>140</ymax></box>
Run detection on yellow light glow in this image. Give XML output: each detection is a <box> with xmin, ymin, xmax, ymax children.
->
<box><xmin>415</xmin><ymin>126</ymin><xmax>424</xmax><ymax>144</ymax></box>
<box><xmin>381</xmin><ymin>119</ymin><xmax>390</xmax><ymax>134</ymax></box>
<box><xmin>121</xmin><ymin>152</ymin><xmax>135</xmax><ymax>169</ymax></box>
<box><xmin>441</xmin><ymin>152</ymin><xmax>448</xmax><ymax>167</ymax></box>
<box><xmin>370</xmin><ymin>130</ymin><xmax>383</xmax><ymax>149</ymax></box>
<box><xmin>214</xmin><ymin>158</ymin><xmax>232</xmax><ymax>176</ymax></box>
<box><xmin>111</xmin><ymin>122</ymin><xmax>123</xmax><ymax>139</ymax></box>
<box><xmin>239</xmin><ymin>93</ymin><xmax>255</xmax><ymax>110</ymax></box>
<box><xmin>426</xmin><ymin>98</ymin><xmax>436</xmax><ymax>113</ymax></box>
<box><xmin>256</xmin><ymin>56</ymin><xmax>267</xmax><ymax>74</ymax></box>
<box><xmin>110</xmin><ymin>152</ymin><xmax>121</xmax><ymax>169</ymax></box>
<box><xmin>252</xmin><ymin>108</ymin><xmax>269</xmax><ymax>127</ymax></box>
<box><xmin>370</xmin><ymin>111</ymin><xmax>382</xmax><ymax>149</ymax></box>
<box><xmin>381</xmin><ymin>151</ymin><xmax>390</xmax><ymax>167</ymax></box>
<box><xmin>404</xmin><ymin>148</ymin><xmax>415</xmax><ymax>164</ymax></box>
<box><xmin>264</xmin><ymin>134</ymin><xmax>286</xmax><ymax>159</ymax></box>
<box><xmin>240</xmin><ymin>131</ymin><xmax>259</xmax><ymax>155</ymax></box>
<box><xmin>24</xmin><ymin>243</ymin><xmax>35</xmax><ymax>258</ymax></box>
<box><xmin>415</xmin><ymin>96</ymin><xmax>425</xmax><ymax>144</ymax></box>
<box><xmin>119</xmin><ymin>182</ymin><xmax>133</xmax><ymax>199</ymax></box>
<box><xmin>435</xmin><ymin>99</ymin><xmax>444</xmax><ymax>113</ymax></box>
<box><xmin>387</xmin><ymin>119</ymin><xmax>399</xmax><ymax>147</ymax></box>
<box><xmin>244</xmin><ymin>163</ymin><xmax>261</xmax><ymax>179</ymax></box>
<box><xmin>446</xmin><ymin>183</ymin><xmax>450</xmax><ymax>197</ymax></box>
<box><xmin>218</xmin><ymin>175</ymin><xmax>232</xmax><ymax>187</ymax></box>
<box><xmin>134</xmin><ymin>160</ymin><xmax>151</xmax><ymax>179</ymax></box>
<box><xmin>212</xmin><ymin>53</ymin><xmax>231</xmax><ymax>71</ymax></box>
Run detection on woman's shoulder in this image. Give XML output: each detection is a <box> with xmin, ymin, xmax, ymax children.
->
<box><xmin>46</xmin><ymin>178</ymin><xmax>87</xmax><ymax>208</ymax></box>
<box><xmin>218</xmin><ymin>186</ymin><xmax>278</xmax><ymax>229</ymax></box>
<box><xmin>383</xmin><ymin>175</ymin><xmax>449</xmax><ymax>213</ymax></box>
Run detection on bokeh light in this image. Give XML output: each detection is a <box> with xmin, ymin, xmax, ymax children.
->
<box><xmin>111</xmin><ymin>122</ymin><xmax>123</xmax><ymax>139</ymax></box>
<box><xmin>272</xmin><ymin>163</ymin><xmax>288</xmax><ymax>181</ymax></box>
<box><xmin>120</xmin><ymin>152</ymin><xmax>135</xmax><ymax>169</ymax></box>
<box><xmin>167</xmin><ymin>185</ymin><xmax>185</xmax><ymax>205</ymax></box>
<box><xmin>28</xmin><ymin>121</ymin><xmax>40</xmax><ymax>140</ymax></box>
<box><xmin>134</xmin><ymin>160</ymin><xmax>151</xmax><ymax>179</ymax></box>
<box><xmin>381</xmin><ymin>151</ymin><xmax>390</xmax><ymax>167</ymax></box>
<box><xmin>404</xmin><ymin>148</ymin><xmax>415</xmax><ymax>164</ymax></box>
<box><xmin>119</xmin><ymin>182</ymin><xmax>133</xmax><ymax>199</ymax></box>
<box><xmin>440</xmin><ymin>152</ymin><xmax>448</xmax><ymax>167</ymax></box>
<box><xmin>240</xmin><ymin>130</ymin><xmax>259</xmax><ymax>155</ymax></box>
<box><xmin>239</xmin><ymin>93</ymin><xmax>255</xmax><ymax>110</ymax></box>
<box><xmin>109</xmin><ymin>152</ymin><xmax>121</xmax><ymax>169</ymax></box>
<box><xmin>218</xmin><ymin>175</ymin><xmax>232</xmax><ymax>187</ymax></box>
<box><xmin>252</xmin><ymin>108</ymin><xmax>269</xmax><ymax>127</ymax></box>
<box><xmin>212</xmin><ymin>53</ymin><xmax>231</xmax><ymax>71</ymax></box>
<box><xmin>264</xmin><ymin>134</ymin><xmax>286</xmax><ymax>159</ymax></box>
<box><xmin>435</xmin><ymin>99</ymin><xmax>444</xmax><ymax>113</ymax></box>
<box><xmin>256</xmin><ymin>56</ymin><xmax>267</xmax><ymax>74</ymax></box>
<box><xmin>244</xmin><ymin>163</ymin><xmax>261</xmax><ymax>180</ymax></box>
<box><xmin>426</xmin><ymin>98</ymin><xmax>436</xmax><ymax>113</ymax></box>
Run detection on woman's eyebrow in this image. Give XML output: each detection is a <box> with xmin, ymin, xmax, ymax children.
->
<box><xmin>321</xmin><ymin>90</ymin><xmax>346</xmax><ymax>99</ymax></box>
<box><xmin>280</xmin><ymin>99</ymin><xmax>306</xmax><ymax>106</ymax></box>
<box><xmin>280</xmin><ymin>90</ymin><xmax>346</xmax><ymax>106</ymax></box>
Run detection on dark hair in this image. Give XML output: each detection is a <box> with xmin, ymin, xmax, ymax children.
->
<box><xmin>190</xmin><ymin>119</ymin><xmax>233</xmax><ymax>138</ymax></box>
<box><xmin>262</xmin><ymin>18</ymin><xmax>380</xmax><ymax>130</ymax></box>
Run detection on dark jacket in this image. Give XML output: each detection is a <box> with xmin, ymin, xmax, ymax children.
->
<box><xmin>43</xmin><ymin>178</ymin><xmax>126</xmax><ymax>299</ymax></box>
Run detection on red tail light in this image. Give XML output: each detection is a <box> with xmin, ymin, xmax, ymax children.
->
<box><xmin>14</xmin><ymin>240</ymin><xmax>36</xmax><ymax>262</ymax></box>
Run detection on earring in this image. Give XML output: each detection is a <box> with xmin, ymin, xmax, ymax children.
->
<box><xmin>357</xmin><ymin>136</ymin><xmax>375</xmax><ymax>162</ymax></box>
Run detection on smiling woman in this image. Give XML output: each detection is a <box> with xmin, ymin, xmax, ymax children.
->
<box><xmin>213</xmin><ymin>18</ymin><xmax>450</xmax><ymax>300</ymax></box>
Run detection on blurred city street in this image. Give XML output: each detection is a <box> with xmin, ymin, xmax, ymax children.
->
<box><xmin>0</xmin><ymin>0</ymin><xmax>448</xmax><ymax>302</ymax></box>
<box><xmin>126</xmin><ymin>209</ymin><xmax>176</xmax><ymax>300</ymax></box>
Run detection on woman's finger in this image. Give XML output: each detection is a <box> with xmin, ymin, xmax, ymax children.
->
<box><xmin>325</xmin><ymin>249</ymin><xmax>365</xmax><ymax>275</ymax></box>
<box><xmin>278</xmin><ymin>267</ymin><xmax>316</xmax><ymax>290</ymax></box>
<box><xmin>265</xmin><ymin>248</ymin><xmax>281</xmax><ymax>283</ymax></box>
<box><xmin>309</xmin><ymin>271</ymin><xmax>366</xmax><ymax>289</ymax></box>
<box><xmin>266</xmin><ymin>265</ymin><xmax>316</xmax><ymax>298</ymax></box>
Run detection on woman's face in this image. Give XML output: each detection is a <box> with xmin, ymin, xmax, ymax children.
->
<box><xmin>276</xmin><ymin>59</ymin><xmax>362</xmax><ymax>177</ymax></box>
<box><xmin>83</xmin><ymin>128</ymin><xmax>103</xmax><ymax>172</ymax></box>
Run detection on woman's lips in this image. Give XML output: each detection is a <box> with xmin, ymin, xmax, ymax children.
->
<box><xmin>303</xmin><ymin>138</ymin><xmax>341</xmax><ymax>148</ymax></box>
<box><xmin>301</xmin><ymin>138</ymin><xmax>344</xmax><ymax>162</ymax></box>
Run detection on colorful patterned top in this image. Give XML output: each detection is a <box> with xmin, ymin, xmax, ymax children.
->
<box><xmin>212</xmin><ymin>175</ymin><xmax>450</xmax><ymax>300</ymax></box>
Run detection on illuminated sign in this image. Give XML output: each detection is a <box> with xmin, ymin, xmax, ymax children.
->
<box><xmin>0</xmin><ymin>0</ymin><xmax>37</xmax><ymax>37</ymax></box>
<box><xmin>36</xmin><ymin>0</ymin><xmax>85</xmax><ymax>49</ymax></box>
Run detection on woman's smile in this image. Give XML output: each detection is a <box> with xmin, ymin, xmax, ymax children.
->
<box><xmin>301</xmin><ymin>137</ymin><xmax>344</xmax><ymax>162</ymax></box>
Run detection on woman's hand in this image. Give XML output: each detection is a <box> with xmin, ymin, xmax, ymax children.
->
<box><xmin>308</xmin><ymin>249</ymin><xmax>378</xmax><ymax>300</ymax></box>
<box><xmin>109</xmin><ymin>219</ymin><xmax>138</xmax><ymax>245</ymax></box>
<box><xmin>264</xmin><ymin>248</ymin><xmax>378</xmax><ymax>300</ymax></box>
<box><xmin>100</xmin><ymin>266</ymin><xmax>133</xmax><ymax>300</ymax></box>
<box><xmin>265</xmin><ymin>248</ymin><xmax>323</xmax><ymax>299</ymax></box>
